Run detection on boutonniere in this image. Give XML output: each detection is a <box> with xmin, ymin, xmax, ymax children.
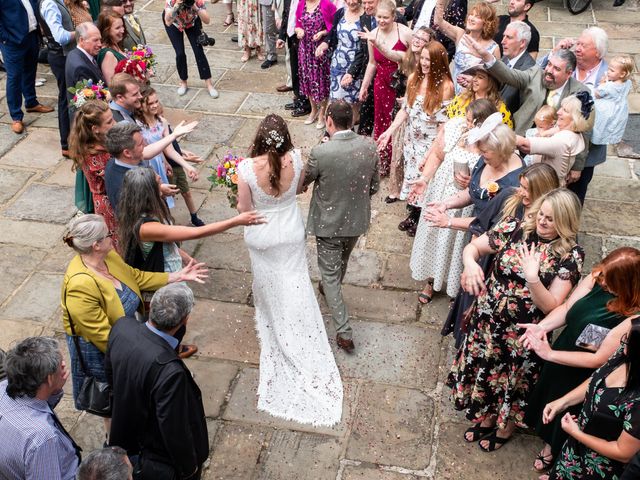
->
<box><xmin>487</xmin><ymin>182</ymin><xmax>500</xmax><ymax>199</ymax></box>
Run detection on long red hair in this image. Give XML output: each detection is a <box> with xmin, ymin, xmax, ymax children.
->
<box><xmin>593</xmin><ymin>247</ymin><xmax>640</xmax><ymax>316</ymax></box>
<box><xmin>406</xmin><ymin>41</ymin><xmax>452</xmax><ymax>115</ymax></box>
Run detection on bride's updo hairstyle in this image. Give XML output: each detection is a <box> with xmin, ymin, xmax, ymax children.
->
<box><xmin>250</xmin><ymin>114</ymin><xmax>294</xmax><ymax>196</ymax></box>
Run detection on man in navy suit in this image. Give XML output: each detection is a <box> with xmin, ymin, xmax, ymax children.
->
<box><xmin>0</xmin><ymin>0</ymin><xmax>54</xmax><ymax>134</ymax></box>
<box><xmin>499</xmin><ymin>21</ymin><xmax>536</xmax><ymax>115</ymax></box>
<box><xmin>65</xmin><ymin>22</ymin><xmax>105</xmax><ymax>119</ymax></box>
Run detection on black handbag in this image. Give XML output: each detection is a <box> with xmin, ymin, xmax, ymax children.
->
<box><xmin>64</xmin><ymin>273</ymin><xmax>112</xmax><ymax>418</ymax></box>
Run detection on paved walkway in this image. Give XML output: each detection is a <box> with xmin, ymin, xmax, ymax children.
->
<box><xmin>0</xmin><ymin>0</ymin><xmax>639</xmax><ymax>478</ymax></box>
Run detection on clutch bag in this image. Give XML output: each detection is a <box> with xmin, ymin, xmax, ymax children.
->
<box><xmin>575</xmin><ymin>323</ymin><xmax>611</xmax><ymax>352</ymax></box>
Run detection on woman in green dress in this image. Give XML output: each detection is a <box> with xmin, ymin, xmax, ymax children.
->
<box><xmin>519</xmin><ymin>247</ymin><xmax>640</xmax><ymax>472</ymax></box>
<box><xmin>97</xmin><ymin>11</ymin><xmax>128</xmax><ymax>83</ymax></box>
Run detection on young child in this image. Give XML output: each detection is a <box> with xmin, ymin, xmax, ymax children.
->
<box><xmin>522</xmin><ymin>105</ymin><xmax>557</xmax><ymax>165</ymax></box>
<box><xmin>592</xmin><ymin>55</ymin><xmax>634</xmax><ymax>146</ymax></box>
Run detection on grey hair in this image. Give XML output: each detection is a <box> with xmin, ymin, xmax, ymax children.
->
<box><xmin>583</xmin><ymin>26</ymin><xmax>608</xmax><ymax>59</ymax></box>
<box><xmin>5</xmin><ymin>337</ymin><xmax>61</xmax><ymax>399</ymax></box>
<box><xmin>550</xmin><ymin>48</ymin><xmax>577</xmax><ymax>73</ymax></box>
<box><xmin>149</xmin><ymin>284</ymin><xmax>195</xmax><ymax>331</ymax></box>
<box><xmin>76</xmin><ymin>22</ymin><xmax>99</xmax><ymax>41</ymax></box>
<box><xmin>105</xmin><ymin>122</ymin><xmax>141</xmax><ymax>158</ymax></box>
<box><xmin>506</xmin><ymin>21</ymin><xmax>531</xmax><ymax>46</ymax></box>
<box><xmin>77</xmin><ymin>446</ymin><xmax>132</xmax><ymax>480</ymax></box>
<box><xmin>64</xmin><ymin>214</ymin><xmax>108</xmax><ymax>254</ymax></box>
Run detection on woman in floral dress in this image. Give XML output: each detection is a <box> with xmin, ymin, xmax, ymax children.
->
<box><xmin>68</xmin><ymin>101</ymin><xmax>119</xmax><ymax>251</ymax></box>
<box><xmin>376</xmin><ymin>41</ymin><xmax>453</xmax><ymax>236</ymax></box>
<box><xmin>238</xmin><ymin>0</ymin><xmax>264</xmax><ymax>62</ymax></box>
<box><xmin>542</xmin><ymin>317</ymin><xmax>640</xmax><ymax>480</ymax></box>
<box><xmin>448</xmin><ymin>188</ymin><xmax>584</xmax><ymax>451</ymax></box>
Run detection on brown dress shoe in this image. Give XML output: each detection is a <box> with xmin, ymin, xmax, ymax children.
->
<box><xmin>178</xmin><ymin>343</ymin><xmax>198</xmax><ymax>359</ymax></box>
<box><xmin>276</xmin><ymin>84</ymin><xmax>293</xmax><ymax>93</ymax></box>
<box><xmin>11</xmin><ymin>121</ymin><xmax>24</xmax><ymax>134</ymax></box>
<box><xmin>336</xmin><ymin>335</ymin><xmax>355</xmax><ymax>354</ymax></box>
<box><xmin>26</xmin><ymin>104</ymin><xmax>54</xmax><ymax>113</ymax></box>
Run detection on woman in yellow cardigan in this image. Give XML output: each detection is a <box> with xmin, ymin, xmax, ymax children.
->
<box><xmin>61</xmin><ymin>214</ymin><xmax>207</xmax><ymax>432</ymax></box>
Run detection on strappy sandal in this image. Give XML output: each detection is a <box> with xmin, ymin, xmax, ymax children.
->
<box><xmin>463</xmin><ymin>423</ymin><xmax>494</xmax><ymax>443</ymax></box>
<box><xmin>534</xmin><ymin>451</ymin><xmax>554</xmax><ymax>472</ymax></box>
<box><xmin>478</xmin><ymin>428</ymin><xmax>512</xmax><ymax>452</ymax></box>
<box><xmin>223</xmin><ymin>12</ymin><xmax>235</xmax><ymax>26</ymax></box>
<box><xmin>418</xmin><ymin>280</ymin><xmax>434</xmax><ymax>305</ymax></box>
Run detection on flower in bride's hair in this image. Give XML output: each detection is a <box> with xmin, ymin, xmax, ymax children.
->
<box><xmin>265</xmin><ymin>129</ymin><xmax>284</xmax><ymax>149</ymax></box>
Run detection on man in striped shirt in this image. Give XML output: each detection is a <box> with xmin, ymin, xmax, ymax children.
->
<box><xmin>0</xmin><ymin>337</ymin><xmax>81</xmax><ymax>480</ymax></box>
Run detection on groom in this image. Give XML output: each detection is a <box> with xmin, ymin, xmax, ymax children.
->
<box><xmin>304</xmin><ymin>100</ymin><xmax>380</xmax><ymax>354</ymax></box>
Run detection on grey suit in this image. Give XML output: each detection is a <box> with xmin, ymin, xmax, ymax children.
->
<box><xmin>499</xmin><ymin>51</ymin><xmax>536</xmax><ymax>116</ymax></box>
<box><xmin>305</xmin><ymin>130</ymin><xmax>379</xmax><ymax>339</ymax></box>
<box><xmin>122</xmin><ymin>14</ymin><xmax>146</xmax><ymax>51</ymax></box>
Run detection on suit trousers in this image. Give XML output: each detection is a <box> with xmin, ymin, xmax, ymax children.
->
<box><xmin>163</xmin><ymin>13</ymin><xmax>212</xmax><ymax>81</ymax></box>
<box><xmin>261</xmin><ymin>4</ymin><xmax>277</xmax><ymax>60</ymax></box>
<box><xmin>316</xmin><ymin>236</ymin><xmax>359</xmax><ymax>339</ymax></box>
<box><xmin>48</xmin><ymin>50</ymin><xmax>70</xmax><ymax>149</ymax></box>
<box><xmin>567</xmin><ymin>165</ymin><xmax>594</xmax><ymax>206</ymax></box>
<box><xmin>357</xmin><ymin>83</ymin><xmax>374</xmax><ymax>136</ymax></box>
<box><xmin>286</xmin><ymin>35</ymin><xmax>304</xmax><ymax>99</ymax></box>
<box><xmin>0</xmin><ymin>30</ymin><xmax>39</xmax><ymax>121</ymax></box>
<box><xmin>284</xmin><ymin>43</ymin><xmax>293</xmax><ymax>88</ymax></box>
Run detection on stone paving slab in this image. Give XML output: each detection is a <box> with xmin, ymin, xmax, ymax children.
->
<box><xmin>0</xmin><ymin>219</ymin><xmax>66</xmax><ymax>249</ymax></box>
<box><xmin>0</xmin><ymin>245</ymin><xmax>47</xmax><ymax>304</ymax></box>
<box><xmin>192</xmin><ymin>233</ymin><xmax>252</xmax><ymax>272</ymax></box>
<box><xmin>0</xmin><ymin>128</ymin><xmax>63</xmax><ymax>169</ymax></box>
<box><xmin>0</xmin><ymin>167</ymin><xmax>34</xmax><ymax>203</ymax></box>
<box><xmin>187</xmin><ymin>89</ymin><xmax>249</xmax><ymax>115</ymax></box>
<box><xmin>42</xmin><ymin>159</ymin><xmax>75</xmax><ymax>187</ymax></box>
<box><xmin>346</xmin><ymin>383</ymin><xmax>434</xmax><ymax>470</ymax></box>
<box><xmin>185</xmin><ymin>357</ymin><xmax>239</xmax><ymax>417</ymax></box>
<box><xmin>0</xmin><ymin>319</ymin><xmax>46</xmax><ymax>351</ymax></box>
<box><xmin>381</xmin><ymin>254</ymin><xmax>424</xmax><ymax>291</ymax></box>
<box><xmin>0</xmin><ymin>272</ymin><xmax>63</xmax><ymax>324</ymax></box>
<box><xmin>3</xmin><ymin>184</ymin><xmax>76</xmax><ymax>223</ymax></box>
<box><xmin>342</xmin><ymin>466</ymin><xmax>418</xmax><ymax>480</ymax></box>
<box><xmin>256</xmin><ymin>430</ymin><xmax>343</xmax><ymax>480</ymax></box>
<box><xmin>581</xmin><ymin>199</ymin><xmax>640</xmax><ymax>237</ymax></box>
<box><xmin>306</xmin><ymin>244</ymin><xmax>383</xmax><ymax>287</ymax></box>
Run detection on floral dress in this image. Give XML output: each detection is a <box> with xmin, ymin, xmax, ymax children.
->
<box><xmin>329</xmin><ymin>15</ymin><xmax>361</xmax><ymax>103</ymax></box>
<box><xmin>550</xmin><ymin>349</ymin><xmax>640</xmax><ymax>479</ymax></box>
<box><xmin>446</xmin><ymin>217</ymin><xmax>584</xmax><ymax>429</ymax></box>
<box><xmin>238</xmin><ymin>0</ymin><xmax>263</xmax><ymax>49</ymax></box>
<box><xmin>298</xmin><ymin>4</ymin><xmax>333</xmax><ymax>103</ymax></box>
<box><xmin>452</xmin><ymin>39</ymin><xmax>497</xmax><ymax>94</ymax></box>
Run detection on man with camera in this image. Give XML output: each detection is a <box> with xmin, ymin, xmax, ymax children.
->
<box><xmin>163</xmin><ymin>0</ymin><xmax>218</xmax><ymax>98</ymax></box>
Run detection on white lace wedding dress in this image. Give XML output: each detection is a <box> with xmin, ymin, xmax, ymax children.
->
<box><xmin>237</xmin><ymin>149</ymin><xmax>344</xmax><ymax>426</ymax></box>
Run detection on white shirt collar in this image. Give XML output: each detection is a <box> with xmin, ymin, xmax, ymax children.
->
<box><xmin>507</xmin><ymin>49</ymin><xmax>526</xmax><ymax>68</ymax></box>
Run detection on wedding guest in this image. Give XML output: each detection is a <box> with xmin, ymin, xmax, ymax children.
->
<box><xmin>61</xmin><ymin>214</ymin><xmax>207</xmax><ymax>432</ymax></box>
<box><xmin>446</xmin><ymin>66</ymin><xmax>512</xmax><ymax>128</ymax></box>
<box><xmin>260</xmin><ymin>0</ymin><xmax>279</xmax><ymax>68</ymax></box>
<box><xmin>65</xmin><ymin>23</ymin><xmax>105</xmax><ymax>111</ymax></box>
<box><xmin>408</xmin><ymin>99</ymin><xmax>495</xmax><ymax>303</ymax></box>
<box><xmin>449</xmin><ymin>188</ymin><xmax>584</xmax><ymax>451</ymax></box>
<box><xmin>498</xmin><ymin>21</ymin><xmax>535</xmax><ymax>115</ymax></box>
<box><xmin>97</xmin><ymin>11</ymin><xmax>127</xmax><ymax>84</ymax></box>
<box><xmin>523</xmin><ymin>105</ymin><xmax>557</xmax><ymax>165</ymax></box>
<box><xmin>493</xmin><ymin>0</ymin><xmax>539</xmax><ymax>59</ymax></box>
<box><xmin>222</xmin><ymin>0</ymin><xmax>236</xmax><ymax>27</ymax></box>
<box><xmin>358</xmin><ymin>0</ymin><xmax>412</xmax><ymax>175</ymax></box>
<box><xmin>77</xmin><ymin>447</ymin><xmax>133</xmax><ymax>480</ymax></box>
<box><xmin>101</xmin><ymin>0</ymin><xmax>125</xmax><ymax>16</ymax></box>
<box><xmin>517</xmin><ymin>93</ymin><xmax>593</xmax><ymax>185</ymax></box>
<box><xmin>66</xmin><ymin>0</ymin><xmax>93</xmax><ymax>26</ymax></box>
<box><xmin>109</xmin><ymin>72</ymin><xmax>142</xmax><ymax>123</ymax></box>
<box><xmin>441</xmin><ymin>163</ymin><xmax>560</xmax><ymax>343</ymax></box>
<box><xmin>68</xmin><ymin>101</ymin><xmax>119</xmax><ymax>249</ymax></box>
<box><xmin>376</xmin><ymin>41</ymin><xmax>453</xmax><ymax>236</ymax></box>
<box><xmin>163</xmin><ymin>0</ymin><xmax>218</xmax><ymax>98</ymax></box>
<box><xmin>0</xmin><ymin>337</ymin><xmax>81</xmax><ymax>480</ymax></box>
<box><xmin>295</xmin><ymin>0</ymin><xmax>337</xmax><ymax>129</ymax></box>
<box><xmin>433</xmin><ymin>0</ymin><xmax>499</xmax><ymax>93</ymax></box>
<box><xmin>0</xmin><ymin>0</ymin><xmax>55</xmax><ymax>135</ymax></box>
<box><xmin>520</xmin><ymin>247</ymin><xmax>640</xmax><ymax>473</ymax></box>
<box><xmin>542</xmin><ymin>318</ymin><xmax>640</xmax><ymax>480</ymax></box>
<box><xmin>39</xmin><ymin>0</ymin><xmax>77</xmax><ymax>157</ymax></box>
<box><xmin>122</xmin><ymin>0</ymin><xmax>147</xmax><ymax>50</ymax></box>
<box><xmin>238</xmin><ymin>0</ymin><xmax>264</xmax><ymax>62</ymax></box>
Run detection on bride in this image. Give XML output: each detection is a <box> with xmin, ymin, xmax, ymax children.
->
<box><xmin>236</xmin><ymin>114</ymin><xmax>344</xmax><ymax>426</ymax></box>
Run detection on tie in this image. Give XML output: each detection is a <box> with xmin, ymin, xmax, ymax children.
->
<box><xmin>371</xmin><ymin>17</ymin><xmax>377</xmax><ymax>28</ymax></box>
<box><xmin>51</xmin><ymin>410</ymin><xmax>83</xmax><ymax>462</ymax></box>
<box><xmin>546</xmin><ymin>89</ymin><xmax>557</xmax><ymax>107</ymax></box>
<box><xmin>127</xmin><ymin>14</ymin><xmax>141</xmax><ymax>36</ymax></box>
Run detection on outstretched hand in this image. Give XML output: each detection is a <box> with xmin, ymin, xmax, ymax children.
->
<box><xmin>173</xmin><ymin>120</ymin><xmax>199</xmax><ymax>139</ymax></box>
<box><xmin>176</xmin><ymin>259</ymin><xmax>209</xmax><ymax>284</ymax></box>
<box><xmin>236</xmin><ymin>210</ymin><xmax>267</xmax><ymax>226</ymax></box>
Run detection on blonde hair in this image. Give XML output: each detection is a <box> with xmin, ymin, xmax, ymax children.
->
<box><xmin>610</xmin><ymin>55</ymin><xmax>634</xmax><ymax>82</ymax></box>
<box><xmin>501</xmin><ymin>163</ymin><xmax>560</xmax><ymax>218</ymax></box>
<box><xmin>522</xmin><ymin>188</ymin><xmax>581</xmax><ymax>258</ymax></box>
<box><xmin>561</xmin><ymin>95</ymin><xmax>594</xmax><ymax>133</ymax></box>
<box><xmin>477</xmin><ymin>123</ymin><xmax>516</xmax><ymax>162</ymax></box>
<box><xmin>535</xmin><ymin>105</ymin><xmax>557</xmax><ymax>124</ymax></box>
<box><xmin>376</xmin><ymin>0</ymin><xmax>396</xmax><ymax>16</ymax></box>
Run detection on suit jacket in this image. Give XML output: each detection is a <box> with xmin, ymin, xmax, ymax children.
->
<box><xmin>106</xmin><ymin>317</ymin><xmax>209</xmax><ymax>478</ymax></box>
<box><xmin>304</xmin><ymin>130</ymin><xmax>380</xmax><ymax>237</ymax></box>
<box><xmin>122</xmin><ymin>14</ymin><xmax>146</xmax><ymax>51</ymax></box>
<box><xmin>487</xmin><ymin>60</ymin><xmax>589</xmax><ymax>136</ymax></box>
<box><xmin>65</xmin><ymin>47</ymin><xmax>106</xmax><ymax>109</ymax></box>
<box><xmin>499</xmin><ymin>51</ymin><xmax>536</xmax><ymax>116</ymax></box>
<box><xmin>61</xmin><ymin>250</ymin><xmax>168</xmax><ymax>352</ymax></box>
<box><xmin>0</xmin><ymin>0</ymin><xmax>38</xmax><ymax>45</ymax></box>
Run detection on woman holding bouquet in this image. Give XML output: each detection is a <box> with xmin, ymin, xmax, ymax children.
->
<box><xmin>97</xmin><ymin>11</ymin><xmax>128</xmax><ymax>83</ymax></box>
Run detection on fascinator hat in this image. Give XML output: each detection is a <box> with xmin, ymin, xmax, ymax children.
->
<box><xmin>466</xmin><ymin>111</ymin><xmax>503</xmax><ymax>145</ymax></box>
<box><xmin>574</xmin><ymin>91</ymin><xmax>594</xmax><ymax>119</ymax></box>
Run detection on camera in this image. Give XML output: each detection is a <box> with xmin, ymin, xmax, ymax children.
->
<box><xmin>197</xmin><ymin>32</ymin><xmax>215</xmax><ymax>47</ymax></box>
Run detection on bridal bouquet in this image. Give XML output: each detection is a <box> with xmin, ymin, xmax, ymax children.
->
<box><xmin>115</xmin><ymin>57</ymin><xmax>152</xmax><ymax>83</ymax></box>
<box><xmin>127</xmin><ymin>44</ymin><xmax>157</xmax><ymax>69</ymax></box>
<box><xmin>67</xmin><ymin>79</ymin><xmax>110</xmax><ymax>108</ymax></box>
<box><xmin>209</xmin><ymin>153</ymin><xmax>244</xmax><ymax>208</ymax></box>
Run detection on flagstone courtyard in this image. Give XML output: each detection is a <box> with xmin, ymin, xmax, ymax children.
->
<box><xmin>0</xmin><ymin>0</ymin><xmax>639</xmax><ymax>477</ymax></box>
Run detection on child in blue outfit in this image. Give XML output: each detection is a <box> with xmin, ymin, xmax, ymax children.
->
<box><xmin>592</xmin><ymin>55</ymin><xmax>634</xmax><ymax>146</ymax></box>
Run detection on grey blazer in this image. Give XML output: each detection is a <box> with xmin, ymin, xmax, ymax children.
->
<box><xmin>499</xmin><ymin>51</ymin><xmax>536</xmax><ymax>116</ymax></box>
<box><xmin>488</xmin><ymin>60</ymin><xmax>589</xmax><ymax>136</ymax></box>
<box><xmin>122</xmin><ymin>15</ymin><xmax>146</xmax><ymax>51</ymax></box>
<box><xmin>305</xmin><ymin>130</ymin><xmax>380</xmax><ymax>238</ymax></box>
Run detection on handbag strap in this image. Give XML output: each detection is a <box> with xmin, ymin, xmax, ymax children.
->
<box><xmin>63</xmin><ymin>272</ymin><xmax>103</xmax><ymax>376</ymax></box>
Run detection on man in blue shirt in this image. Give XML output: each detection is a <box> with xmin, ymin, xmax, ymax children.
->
<box><xmin>0</xmin><ymin>337</ymin><xmax>81</xmax><ymax>480</ymax></box>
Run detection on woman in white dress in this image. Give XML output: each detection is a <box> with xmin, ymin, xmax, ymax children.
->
<box><xmin>236</xmin><ymin>114</ymin><xmax>344</xmax><ymax>427</ymax></box>
<box><xmin>407</xmin><ymin>99</ymin><xmax>496</xmax><ymax>304</ymax></box>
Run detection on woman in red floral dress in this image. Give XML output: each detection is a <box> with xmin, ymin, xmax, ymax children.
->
<box><xmin>68</xmin><ymin>100</ymin><xmax>119</xmax><ymax>251</ymax></box>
